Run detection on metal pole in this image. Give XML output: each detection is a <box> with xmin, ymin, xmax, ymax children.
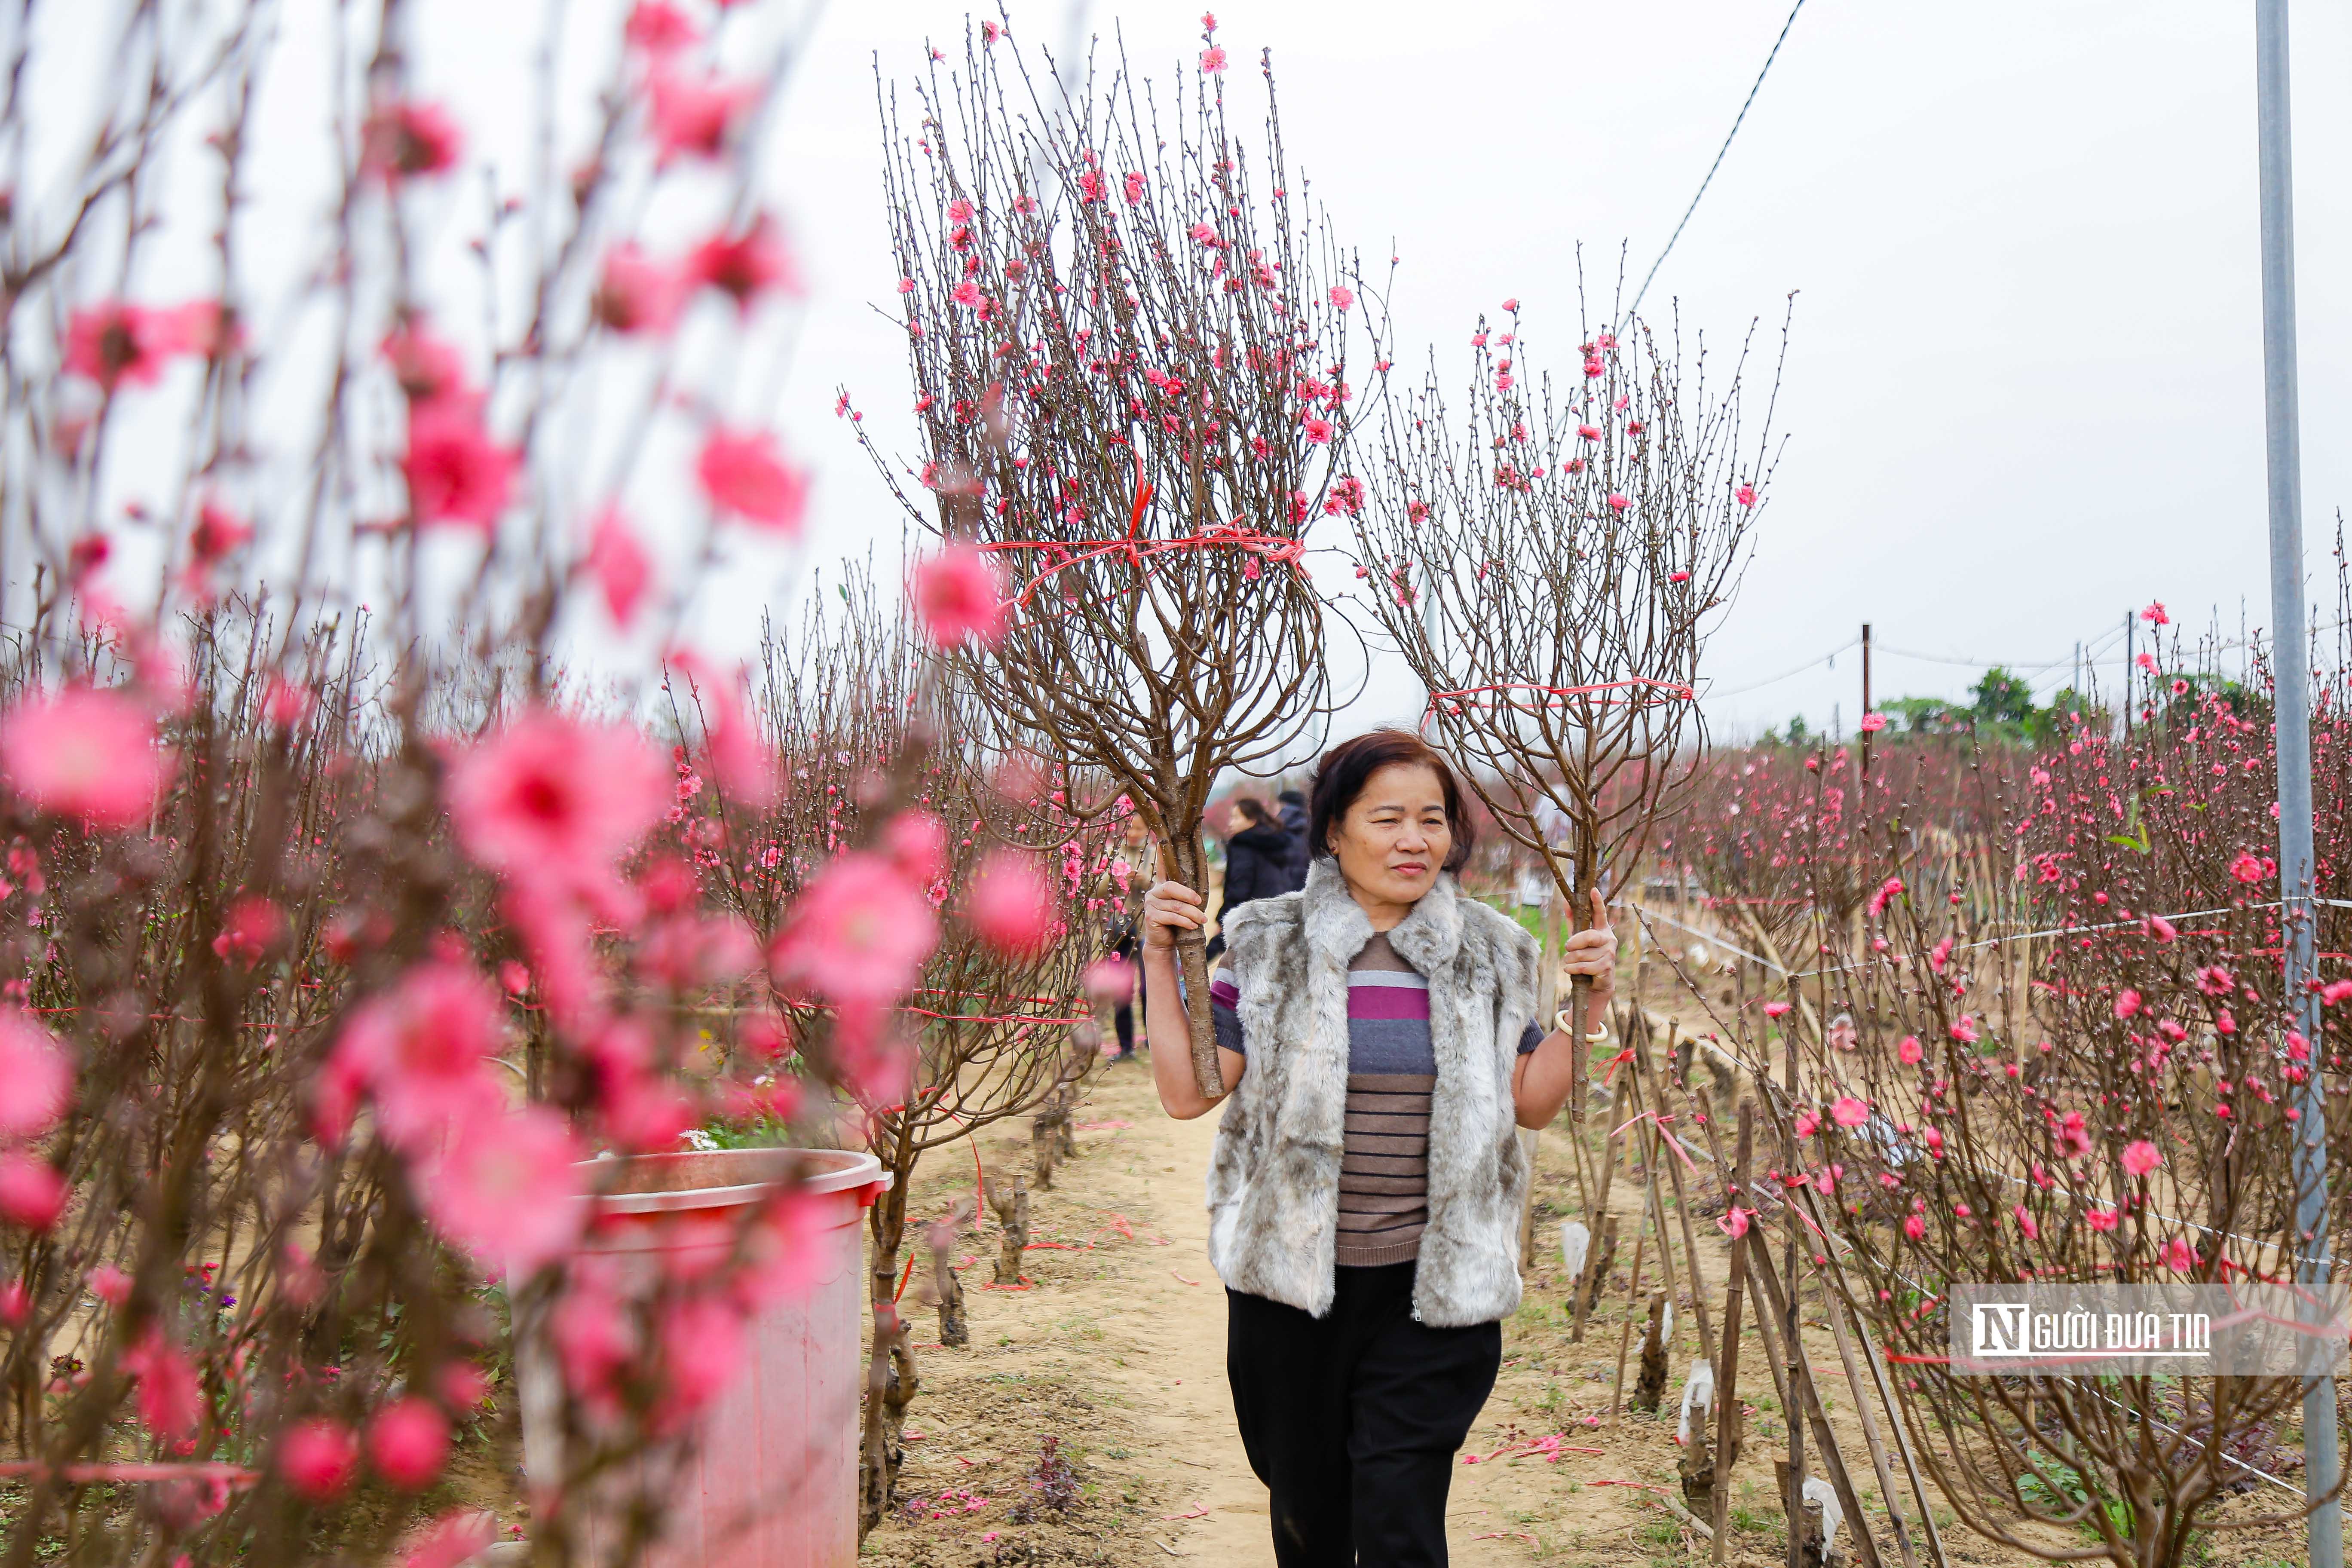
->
<box><xmin>2253</xmin><ymin>3</ymin><xmax>2343</xmax><ymax>1559</ymax></box>
<box><xmin>2124</xmin><ymin>612</ymin><xmax>2135</xmax><ymax>736</ymax></box>
<box><xmin>1860</xmin><ymin>622</ymin><xmax>1873</xmax><ymax>780</ymax></box>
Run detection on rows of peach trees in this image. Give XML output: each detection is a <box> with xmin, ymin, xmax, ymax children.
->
<box><xmin>1652</xmin><ymin>616</ymin><xmax>2352</xmax><ymax>1568</ymax></box>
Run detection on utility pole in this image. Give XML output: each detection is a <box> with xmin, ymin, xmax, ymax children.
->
<box><xmin>2123</xmin><ymin>611</ymin><xmax>2134</xmax><ymax>736</ymax></box>
<box><xmin>1859</xmin><ymin>623</ymin><xmax>1873</xmax><ymax>779</ymax></box>
<box><xmin>2253</xmin><ymin>3</ymin><xmax>2342</xmax><ymax>1561</ymax></box>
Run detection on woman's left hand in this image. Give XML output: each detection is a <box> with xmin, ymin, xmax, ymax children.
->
<box><xmin>1560</xmin><ymin>888</ymin><xmax>1617</xmax><ymax>1017</ymax></box>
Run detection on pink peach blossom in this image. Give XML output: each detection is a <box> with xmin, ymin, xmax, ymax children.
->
<box><xmin>1831</xmin><ymin>1095</ymin><xmax>1869</xmax><ymax>1129</ymax></box>
<box><xmin>585</xmin><ymin>508</ymin><xmax>653</xmax><ymax>627</ymax></box>
<box><xmin>361</xmin><ymin>101</ymin><xmax>462</xmax><ymax>180</ymax></box>
<box><xmin>403</xmin><ymin>401</ymin><xmax>518</xmax><ymax>530</ymax></box>
<box><xmin>331</xmin><ymin>962</ymin><xmax>508</xmax><ymax>1152</ymax></box>
<box><xmin>2113</xmin><ymin>989</ymin><xmax>2142</xmax><ymax>1020</ymax></box>
<box><xmin>2162</xmin><ymin>1237</ymin><xmax>2196</xmax><ymax>1272</ymax></box>
<box><xmin>769</xmin><ymin>851</ymin><xmax>939</xmax><ymax>1010</ymax></box>
<box><xmin>445</xmin><ymin>710</ymin><xmax>669</xmax><ymax>888</ymax></box>
<box><xmin>686</xmin><ymin>217</ymin><xmax>801</xmax><ymax>309</ymax></box>
<box><xmin>369</xmin><ymin>1396</ymin><xmax>450</xmax><ymax>1490</ymax></box>
<box><xmin>2086</xmin><ymin>1207</ymin><xmax>2119</xmax><ymax>1232</ymax></box>
<box><xmin>0</xmin><ymin>687</ymin><xmax>171</xmax><ymax>828</ymax></box>
<box><xmin>0</xmin><ymin>1013</ymin><xmax>72</xmax><ymax>1141</ymax></box>
<box><xmin>412</xmin><ymin>1104</ymin><xmax>586</xmax><ymax>1277</ymax></box>
<box><xmin>624</xmin><ymin>1</ymin><xmax>699</xmax><ymax>55</ymax></box>
<box><xmin>963</xmin><ymin>850</ymin><xmax>1054</xmax><ymax>958</ymax></box>
<box><xmin>883</xmin><ymin>811</ymin><xmax>949</xmax><ymax>885</ymax></box>
<box><xmin>649</xmin><ymin>71</ymin><xmax>756</xmax><ymax>162</ymax></box>
<box><xmin>121</xmin><ymin>1330</ymin><xmax>202</xmax><ymax>1440</ymax></box>
<box><xmin>2121</xmin><ymin>1139</ymin><xmax>2161</xmax><ymax>1176</ymax></box>
<box><xmin>696</xmin><ymin>428</ymin><xmax>809</xmax><ymax>533</ymax></box>
<box><xmin>280</xmin><ymin>1418</ymin><xmax>360</xmax><ymax>1502</ymax></box>
<box><xmin>1898</xmin><ymin>1035</ymin><xmax>1923</xmax><ymax>1065</ymax></box>
<box><xmin>1328</xmin><ymin>285</ymin><xmax>1354</xmax><ymax>310</ymax></box>
<box><xmin>913</xmin><ymin>543</ymin><xmax>1008</xmax><ymax>647</ymax></box>
<box><xmin>1200</xmin><ymin>44</ymin><xmax>1227</xmax><ymax>72</ymax></box>
<box><xmin>592</xmin><ymin>244</ymin><xmax>684</xmax><ymax>334</ymax></box>
<box><xmin>64</xmin><ymin>302</ymin><xmax>197</xmax><ymax>392</ymax></box>
<box><xmin>399</xmin><ymin>1511</ymin><xmax>498</xmax><ymax>1568</ymax></box>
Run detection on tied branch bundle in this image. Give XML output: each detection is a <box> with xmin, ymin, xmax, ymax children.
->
<box><xmin>859</xmin><ymin>15</ymin><xmax>1384</xmax><ymax>1092</ymax></box>
<box><xmin>1356</xmin><ymin>282</ymin><xmax>1782</xmax><ymax>1061</ymax></box>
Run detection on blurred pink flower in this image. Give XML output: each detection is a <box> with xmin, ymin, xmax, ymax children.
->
<box><xmin>1577</xmin><ymin>425</ymin><xmax>1602</xmax><ymax>441</ymax></box>
<box><xmin>2086</xmin><ymin>1207</ymin><xmax>2119</xmax><ymax>1232</ymax></box>
<box><xmin>883</xmin><ymin>811</ymin><xmax>949</xmax><ymax>885</ymax></box>
<box><xmin>2162</xmin><ymin>1237</ymin><xmax>2196</xmax><ymax>1272</ymax></box>
<box><xmin>403</xmin><ymin>402</ymin><xmax>519</xmax><ymax>530</ymax></box>
<box><xmin>1867</xmin><ymin>875</ymin><xmax>1903</xmax><ymax>917</ymax></box>
<box><xmin>687</xmin><ymin>217</ymin><xmax>801</xmax><ymax>309</ymax></box>
<box><xmin>1902</xmin><ymin>1213</ymin><xmax>1926</xmax><ymax>1240</ymax></box>
<box><xmin>624</xmin><ymin>1</ymin><xmax>700</xmax><ymax>54</ymax></box>
<box><xmin>770</xmin><ymin>852</ymin><xmax>938</xmax><ymax>1010</ymax></box>
<box><xmin>914</xmin><ymin>543</ymin><xmax>1008</xmax><ymax>647</ymax></box>
<box><xmin>1605</xmin><ymin>493</ymin><xmax>1630</xmax><ymax>511</ymax></box>
<box><xmin>963</xmin><ymin>849</ymin><xmax>1054</xmax><ymax>959</ymax></box>
<box><xmin>655</xmin><ymin>1295</ymin><xmax>746</xmax><ymax>1428</ymax></box>
<box><xmin>1897</xmin><ymin>1035</ymin><xmax>1923</xmax><ymax>1065</ymax></box>
<box><xmin>2141</xmin><ymin>601</ymin><xmax>2169</xmax><ymax>625</ymax></box>
<box><xmin>2113</xmin><ymin>988</ymin><xmax>2142</xmax><ymax>1020</ymax></box>
<box><xmin>87</xmin><ymin>1265</ymin><xmax>131</xmax><ymax>1305</ymax></box>
<box><xmin>121</xmin><ymin>1330</ymin><xmax>202</xmax><ymax>1440</ymax></box>
<box><xmin>361</xmin><ymin>101</ymin><xmax>463</xmax><ymax>180</ymax></box>
<box><xmin>592</xmin><ymin>244</ymin><xmax>684</xmax><ymax>334</ymax></box>
<box><xmin>1083</xmin><ymin>958</ymin><xmax>1135</xmax><ymax>1009</ymax></box>
<box><xmin>382</xmin><ymin>323</ymin><xmax>469</xmax><ymax>408</ymax></box>
<box><xmin>1858</xmin><ymin>712</ymin><xmax>1887</xmax><ymax>734</ymax></box>
<box><xmin>1200</xmin><ymin>44</ymin><xmax>1227</xmax><ymax>71</ymax></box>
<box><xmin>2121</xmin><ymin>1139</ymin><xmax>2161</xmax><ymax>1176</ymax></box>
<box><xmin>1302</xmin><ymin>415</ymin><xmax>1332</xmax><ymax>444</ymax></box>
<box><xmin>696</xmin><ymin>428</ymin><xmax>809</xmax><ymax>533</ymax></box>
<box><xmin>1948</xmin><ymin>1014</ymin><xmax>1978</xmax><ymax>1044</ymax></box>
<box><xmin>446</xmin><ymin>710</ymin><xmax>669</xmax><ymax>887</ymax></box>
<box><xmin>585</xmin><ymin>507</ymin><xmax>653</xmax><ymax>627</ymax></box>
<box><xmin>280</xmin><ymin>1418</ymin><xmax>360</xmax><ymax>1502</ymax></box>
<box><xmin>187</xmin><ymin>501</ymin><xmax>253</xmax><ymax>569</ymax></box>
<box><xmin>64</xmin><ymin>302</ymin><xmax>196</xmax><ymax>392</ymax></box>
<box><xmin>1735</xmin><ymin>483</ymin><xmax>1757</xmax><ymax>507</ymax></box>
<box><xmin>649</xmin><ymin>71</ymin><xmax>757</xmax><ymax>162</ymax></box>
<box><xmin>369</xmin><ymin>1396</ymin><xmax>450</xmax><ymax>1490</ymax></box>
<box><xmin>2228</xmin><ymin>852</ymin><xmax>2266</xmax><ymax>884</ymax></box>
<box><xmin>332</xmin><ymin>962</ymin><xmax>507</xmax><ymax>1152</ymax></box>
<box><xmin>1501</xmin><ymin>296</ymin><xmax>1519</xmax><ymax>312</ymax></box>
<box><xmin>1328</xmin><ymin>285</ymin><xmax>1354</xmax><ymax>310</ymax></box>
<box><xmin>1831</xmin><ymin>1095</ymin><xmax>1869</xmax><ymax>1129</ymax></box>
<box><xmin>210</xmin><ymin>894</ymin><xmax>286</xmax><ymax>969</ymax></box>
<box><xmin>2056</xmin><ymin>1110</ymin><xmax>2092</xmax><ymax>1159</ymax></box>
<box><xmin>1124</xmin><ymin>172</ymin><xmax>1147</xmax><ymax>205</ymax></box>
<box><xmin>0</xmin><ymin>1014</ymin><xmax>72</xmax><ymax>1141</ymax></box>
<box><xmin>0</xmin><ymin>687</ymin><xmax>170</xmax><ymax>828</ymax></box>
<box><xmin>412</xmin><ymin>1104</ymin><xmax>586</xmax><ymax>1277</ymax></box>
<box><xmin>1794</xmin><ymin>1109</ymin><xmax>1819</xmax><ymax>1139</ymax></box>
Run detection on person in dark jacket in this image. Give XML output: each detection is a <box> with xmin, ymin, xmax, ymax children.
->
<box><xmin>1209</xmin><ymin>798</ymin><xmax>1292</xmax><ymax>959</ymax></box>
<box><xmin>1275</xmin><ymin>787</ymin><xmax>1310</xmax><ymax>892</ymax></box>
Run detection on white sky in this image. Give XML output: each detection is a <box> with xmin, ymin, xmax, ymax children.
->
<box><xmin>759</xmin><ymin>0</ymin><xmax>2352</xmax><ymax>750</ymax></box>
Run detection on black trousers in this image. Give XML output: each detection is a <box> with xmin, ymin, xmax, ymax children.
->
<box><xmin>1226</xmin><ymin>1263</ymin><xmax>1501</xmax><ymax>1567</ymax></box>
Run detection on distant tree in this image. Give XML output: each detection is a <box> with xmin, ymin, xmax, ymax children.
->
<box><xmin>1970</xmin><ymin>665</ymin><xmax>2037</xmax><ymax>725</ymax></box>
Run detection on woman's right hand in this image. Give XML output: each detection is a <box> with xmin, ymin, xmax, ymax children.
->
<box><xmin>1140</xmin><ymin>879</ymin><xmax>1205</xmax><ymax>952</ymax></box>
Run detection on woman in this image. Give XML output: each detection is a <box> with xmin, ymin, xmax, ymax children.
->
<box><xmin>1106</xmin><ymin>813</ymin><xmax>1156</xmax><ymax>1062</ymax></box>
<box><xmin>1138</xmin><ymin>729</ymin><xmax>1617</xmax><ymax>1567</ymax></box>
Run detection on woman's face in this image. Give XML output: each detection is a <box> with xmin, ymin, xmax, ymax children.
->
<box><xmin>1328</xmin><ymin>763</ymin><xmax>1452</xmax><ymax>909</ymax></box>
<box><xmin>1122</xmin><ymin>816</ymin><xmax>1149</xmax><ymax>849</ymax></box>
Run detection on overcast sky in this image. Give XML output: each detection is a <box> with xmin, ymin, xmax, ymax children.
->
<box><xmin>749</xmin><ymin>0</ymin><xmax>2352</xmax><ymax>752</ymax></box>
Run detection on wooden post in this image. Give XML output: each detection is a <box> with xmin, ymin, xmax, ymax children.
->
<box><xmin>1710</xmin><ymin>1104</ymin><xmax>1754</xmax><ymax>1565</ymax></box>
<box><xmin>1632</xmin><ymin>1021</ymin><xmax>1717</xmax><ymax>1368</ymax></box>
<box><xmin>1575</xmin><ymin>1214</ymin><xmax>1620</xmax><ymax>1338</ymax></box>
<box><xmin>1821</xmin><ymin>1277</ymin><xmax>1921</xmax><ymax>1568</ymax></box>
<box><xmin>1776</xmin><ymin>1459</ymin><xmax>1829</xmax><ymax>1568</ymax></box>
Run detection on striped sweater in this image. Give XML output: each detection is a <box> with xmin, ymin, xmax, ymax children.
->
<box><xmin>1211</xmin><ymin>932</ymin><xmax>1544</xmax><ymax>1267</ymax></box>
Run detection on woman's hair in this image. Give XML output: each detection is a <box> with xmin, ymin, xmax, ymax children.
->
<box><xmin>1229</xmin><ymin>796</ymin><xmax>1271</xmax><ymax>828</ymax></box>
<box><xmin>1308</xmin><ymin>729</ymin><xmax>1475</xmax><ymax>873</ymax></box>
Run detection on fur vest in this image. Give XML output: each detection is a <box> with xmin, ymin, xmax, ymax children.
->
<box><xmin>1207</xmin><ymin>858</ymin><xmax>1540</xmax><ymax>1326</ymax></box>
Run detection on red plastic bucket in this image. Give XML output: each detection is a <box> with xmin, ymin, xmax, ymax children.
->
<box><xmin>518</xmin><ymin>1147</ymin><xmax>885</xmax><ymax>1567</ymax></box>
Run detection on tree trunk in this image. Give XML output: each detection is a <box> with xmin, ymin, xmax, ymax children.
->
<box><xmin>1163</xmin><ymin>833</ymin><xmax>1222</xmax><ymax>1096</ymax></box>
<box><xmin>1031</xmin><ymin>1109</ymin><xmax>1057</xmax><ymax>1189</ymax></box>
<box><xmin>860</xmin><ymin>1189</ymin><xmax>918</xmax><ymax>1536</ymax></box>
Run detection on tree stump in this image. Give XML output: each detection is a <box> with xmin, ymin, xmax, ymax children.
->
<box><xmin>1031</xmin><ymin>1111</ymin><xmax>1058</xmax><ymax>1189</ymax></box>
<box><xmin>987</xmin><ymin>1176</ymin><xmax>1030</xmax><ymax>1286</ymax></box>
<box><xmin>1633</xmin><ymin>1290</ymin><xmax>1669</xmax><ymax>1413</ymax></box>
<box><xmin>1776</xmin><ymin>1459</ymin><xmax>1830</xmax><ymax>1568</ymax></box>
<box><xmin>928</xmin><ymin>1219</ymin><xmax>968</xmax><ymax>1348</ymax></box>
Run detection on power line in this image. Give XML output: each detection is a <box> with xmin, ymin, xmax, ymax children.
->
<box><xmin>1620</xmin><ymin>0</ymin><xmax>1809</xmax><ymax>328</ymax></box>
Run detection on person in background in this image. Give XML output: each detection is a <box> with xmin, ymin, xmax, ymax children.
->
<box><xmin>1106</xmin><ymin>813</ymin><xmax>1156</xmax><ymax>1062</ymax></box>
<box><xmin>1276</xmin><ymin>786</ymin><xmax>1311</xmax><ymax>892</ymax></box>
<box><xmin>1208</xmin><ymin>797</ymin><xmax>1292</xmax><ymax>960</ymax></box>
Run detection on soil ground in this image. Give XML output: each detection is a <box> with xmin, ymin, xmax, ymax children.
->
<box><xmin>855</xmin><ymin>1023</ymin><xmax>2324</xmax><ymax>1568</ymax></box>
